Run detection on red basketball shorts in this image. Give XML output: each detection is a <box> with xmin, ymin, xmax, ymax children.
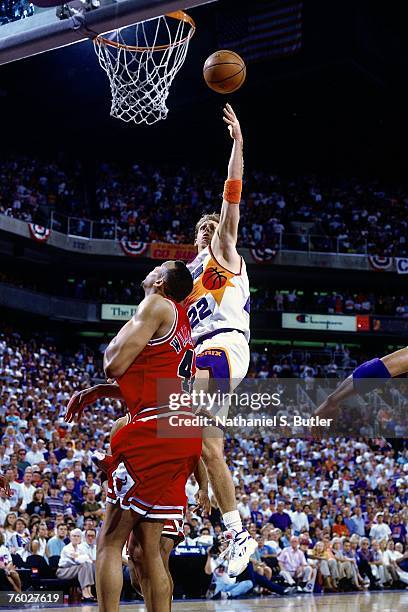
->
<box><xmin>107</xmin><ymin>408</ymin><xmax>202</xmax><ymax>521</ymax></box>
<box><xmin>162</xmin><ymin>517</ymin><xmax>185</xmax><ymax>543</ymax></box>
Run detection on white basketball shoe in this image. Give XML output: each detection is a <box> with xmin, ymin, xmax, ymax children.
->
<box><xmin>221</xmin><ymin>530</ymin><xmax>258</xmax><ymax>577</ymax></box>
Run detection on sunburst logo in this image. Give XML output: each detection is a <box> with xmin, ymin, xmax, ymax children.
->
<box><xmin>202</xmin><ymin>267</ymin><xmax>228</xmax><ymax>290</ymax></box>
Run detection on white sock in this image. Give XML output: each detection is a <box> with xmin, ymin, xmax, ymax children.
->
<box><xmin>223</xmin><ymin>510</ymin><xmax>243</xmax><ymax>535</ymax></box>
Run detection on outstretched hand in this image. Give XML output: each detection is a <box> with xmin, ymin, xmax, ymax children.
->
<box><xmin>0</xmin><ymin>474</ymin><xmax>11</xmax><ymax>497</ymax></box>
<box><xmin>192</xmin><ymin>489</ymin><xmax>212</xmax><ymax>515</ymax></box>
<box><xmin>65</xmin><ymin>385</ymin><xmax>101</xmax><ymax>423</ymax></box>
<box><xmin>223</xmin><ymin>104</ymin><xmax>242</xmax><ymax>142</ymax></box>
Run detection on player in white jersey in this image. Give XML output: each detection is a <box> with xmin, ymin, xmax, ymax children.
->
<box><xmin>68</xmin><ymin>106</ymin><xmax>256</xmax><ymax>579</ymax></box>
<box><xmin>183</xmin><ymin>104</ymin><xmax>256</xmax><ymax>577</ymax></box>
<box><xmin>185</xmin><ymin>237</ymin><xmax>250</xmax><ymax>401</ymax></box>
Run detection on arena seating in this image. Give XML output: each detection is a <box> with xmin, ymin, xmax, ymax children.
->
<box><xmin>0</xmin><ymin>330</ymin><xmax>406</xmax><ymax>598</ymax></box>
<box><xmin>1</xmin><ymin>156</ymin><xmax>407</xmax><ymax>254</ymax></box>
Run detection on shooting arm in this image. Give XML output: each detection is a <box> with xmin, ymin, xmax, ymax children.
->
<box><xmin>211</xmin><ymin>105</ymin><xmax>243</xmax><ymax>270</ymax></box>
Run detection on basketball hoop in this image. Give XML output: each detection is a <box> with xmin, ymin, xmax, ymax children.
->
<box><xmin>93</xmin><ymin>11</ymin><xmax>195</xmax><ymax>125</ymax></box>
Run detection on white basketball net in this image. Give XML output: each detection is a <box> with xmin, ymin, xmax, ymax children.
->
<box><xmin>94</xmin><ymin>11</ymin><xmax>195</xmax><ymax>125</ymax></box>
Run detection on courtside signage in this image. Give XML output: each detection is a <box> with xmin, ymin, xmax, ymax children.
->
<box><xmin>282</xmin><ymin>313</ymin><xmax>356</xmax><ymax>332</ymax></box>
<box><xmin>101</xmin><ymin>304</ymin><xmax>137</xmax><ymax>321</ymax></box>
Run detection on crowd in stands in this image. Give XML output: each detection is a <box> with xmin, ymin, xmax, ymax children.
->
<box><xmin>189</xmin><ymin>435</ymin><xmax>408</xmax><ymax>598</ymax></box>
<box><xmin>0</xmin><ymin>157</ymin><xmax>85</xmax><ymax>225</ymax></box>
<box><xmin>1</xmin><ymin>156</ymin><xmax>408</xmax><ymax>255</ymax></box>
<box><xmin>0</xmin><ymin>329</ymin><xmax>407</xmax><ymax>599</ymax></box>
<box><xmin>0</xmin><ymin>270</ymin><xmax>407</xmax><ymax>319</ymax></box>
<box><xmin>0</xmin><ymin>0</ymin><xmax>33</xmax><ymax>25</ymax></box>
<box><xmin>93</xmin><ymin>164</ymin><xmax>408</xmax><ymax>256</ymax></box>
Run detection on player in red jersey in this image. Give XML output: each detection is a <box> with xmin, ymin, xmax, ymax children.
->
<box><xmin>65</xmin><ymin>260</ymin><xmax>202</xmax><ymax>612</ymax></box>
<box><xmin>67</xmin><ymin>391</ymin><xmax>210</xmax><ymax>601</ymax></box>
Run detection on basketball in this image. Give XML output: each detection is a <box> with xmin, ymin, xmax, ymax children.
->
<box><xmin>202</xmin><ymin>266</ymin><xmax>228</xmax><ymax>290</ymax></box>
<box><xmin>203</xmin><ymin>49</ymin><xmax>246</xmax><ymax>94</ymax></box>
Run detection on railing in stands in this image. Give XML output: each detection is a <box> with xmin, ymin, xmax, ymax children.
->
<box><xmin>49</xmin><ymin>211</ymin><xmax>370</xmax><ymax>254</ymax></box>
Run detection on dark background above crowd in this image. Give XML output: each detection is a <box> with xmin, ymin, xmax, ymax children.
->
<box><xmin>2</xmin><ymin>1</ymin><xmax>408</xmax><ymax>182</ymax></box>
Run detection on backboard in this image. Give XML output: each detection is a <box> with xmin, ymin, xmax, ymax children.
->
<box><xmin>0</xmin><ymin>0</ymin><xmax>216</xmax><ymax>66</ymax></box>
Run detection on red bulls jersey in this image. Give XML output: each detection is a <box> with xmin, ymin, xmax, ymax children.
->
<box><xmin>117</xmin><ymin>299</ymin><xmax>195</xmax><ymax>419</ymax></box>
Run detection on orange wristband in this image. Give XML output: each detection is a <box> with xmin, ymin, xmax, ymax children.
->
<box><xmin>223</xmin><ymin>179</ymin><xmax>242</xmax><ymax>204</ymax></box>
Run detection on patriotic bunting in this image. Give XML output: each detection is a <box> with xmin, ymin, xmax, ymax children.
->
<box><xmin>368</xmin><ymin>255</ymin><xmax>393</xmax><ymax>271</ymax></box>
<box><xmin>119</xmin><ymin>238</ymin><xmax>148</xmax><ymax>258</ymax></box>
<box><xmin>28</xmin><ymin>223</ymin><xmax>51</xmax><ymax>243</ymax></box>
<box><xmin>250</xmin><ymin>247</ymin><xmax>278</xmax><ymax>263</ymax></box>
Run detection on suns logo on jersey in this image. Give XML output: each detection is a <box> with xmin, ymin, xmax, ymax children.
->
<box><xmin>185</xmin><ymin>258</ymin><xmax>234</xmax><ymax>309</ymax></box>
<box><xmin>202</xmin><ymin>266</ymin><xmax>228</xmax><ymax>290</ymax></box>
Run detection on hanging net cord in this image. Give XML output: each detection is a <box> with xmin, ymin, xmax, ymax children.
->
<box><xmin>94</xmin><ymin>11</ymin><xmax>195</xmax><ymax>125</ymax></box>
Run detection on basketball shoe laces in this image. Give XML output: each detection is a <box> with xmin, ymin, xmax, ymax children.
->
<box><xmin>219</xmin><ymin>530</ymin><xmax>258</xmax><ymax>577</ymax></box>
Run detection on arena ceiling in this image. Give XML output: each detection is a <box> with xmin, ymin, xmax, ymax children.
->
<box><xmin>1</xmin><ymin>0</ymin><xmax>408</xmax><ymax>176</ymax></box>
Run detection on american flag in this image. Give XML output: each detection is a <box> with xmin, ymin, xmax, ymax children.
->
<box><xmin>217</xmin><ymin>0</ymin><xmax>303</xmax><ymax>63</ymax></box>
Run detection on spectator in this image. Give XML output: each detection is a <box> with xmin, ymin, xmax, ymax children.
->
<box><xmin>61</xmin><ymin>491</ymin><xmax>78</xmax><ymax>521</ymax></box>
<box><xmin>26</xmin><ymin>442</ymin><xmax>45</xmax><ymax>466</ymax></box>
<box><xmin>59</xmin><ymin>449</ymin><xmax>75</xmax><ymax>472</ymax></box>
<box><xmin>369</xmin><ymin>514</ymin><xmax>392</xmax><ymax>543</ymax></box>
<box><xmin>390</xmin><ymin>514</ymin><xmax>407</xmax><ymax>545</ymax></box>
<box><xmin>47</xmin><ymin>523</ymin><xmax>69</xmax><ymax>558</ymax></box>
<box><xmin>382</xmin><ymin>540</ymin><xmax>408</xmax><ymax>586</ymax></box>
<box><xmin>3</xmin><ymin>512</ymin><xmax>17</xmax><ymax>544</ymax></box>
<box><xmin>309</xmin><ymin>540</ymin><xmax>338</xmax><ymax>591</ymax></box>
<box><xmin>356</xmin><ymin>538</ymin><xmax>380</xmax><ymax>590</ymax></box>
<box><xmin>85</xmin><ymin>473</ymin><xmax>101</xmax><ymax>497</ymax></box>
<box><xmin>350</xmin><ymin>506</ymin><xmax>366</xmax><ymax>537</ymax></box>
<box><xmin>7</xmin><ymin>517</ymin><xmax>30</xmax><ymax>561</ymax></box>
<box><xmin>204</xmin><ymin>541</ymin><xmax>254</xmax><ymax>600</ymax></box>
<box><xmin>269</xmin><ymin>502</ymin><xmax>292</xmax><ymax>532</ymax></box>
<box><xmin>237</xmin><ymin>495</ymin><xmax>251</xmax><ymax>521</ymax></box>
<box><xmin>290</xmin><ymin>502</ymin><xmax>309</xmax><ymax>535</ymax></box>
<box><xmin>56</xmin><ymin>528</ymin><xmax>95</xmax><ymax>601</ymax></box>
<box><xmin>45</xmin><ymin>484</ymin><xmax>65</xmax><ymax>519</ymax></box>
<box><xmin>331</xmin><ymin>538</ymin><xmax>356</xmax><ymax>588</ymax></box>
<box><xmin>332</xmin><ymin>514</ymin><xmax>350</xmax><ymax>537</ymax></box>
<box><xmin>3</xmin><ymin>468</ymin><xmax>22</xmax><ymax>512</ymax></box>
<box><xmin>26</xmin><ymin>489</ymin><xmax>51</xmax><ymax>518</ymax></box>
<box><xmin>31</xmin><ymin>523</ymin><xmax>50</xmax><ymax>559</ymax></box>
<box><xmin>0</xmin><ymin>532</ymin><xmax>22</xmax><ymax>593</ymax></box>
<box><xmin>0</xmin><ymin>490</ymin><xmax>11</xmax><ymax>526</ymax></box>
<box><xmin>16</xmin><ymin>450</ymin><xmax>30</xmax><ymax>474</ymax></box>
<box><xmin>82</xmin><ymin>490</ymin><xmax>103</xmax><ymax>523</ymax></box>
<box><xmin>81</xmin><ymin>529</ymin><xmax>97</xmax><ymax>563</ymax></box>
<box><xmin>176</xmin><ymin>524</ymin><xmax>196</xmax><ymax>547</ymax></box>
<box><xmin>19</xmin><ymin>472</ymin><xmax>36</xmax><ymax>512</ymax></box>
<box><xmin>370</xmin><ymin>540</ymin><xmax>392</xmax><ymax>587</ymax></box>
<box><xmin>278</xmin><ymin>536</ymin><xmax>314</xmax><ymax>590</ymax></box>
<box><xmin>342</xmin><ymin>539</ymin><xmax>364</xmax><ymax>589</ymax></box>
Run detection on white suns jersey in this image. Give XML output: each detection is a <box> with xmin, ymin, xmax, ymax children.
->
<box><xmin>185</xmin><ymin>246</ymin><xmax>250</xmax><ymax>344</ymax></box>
